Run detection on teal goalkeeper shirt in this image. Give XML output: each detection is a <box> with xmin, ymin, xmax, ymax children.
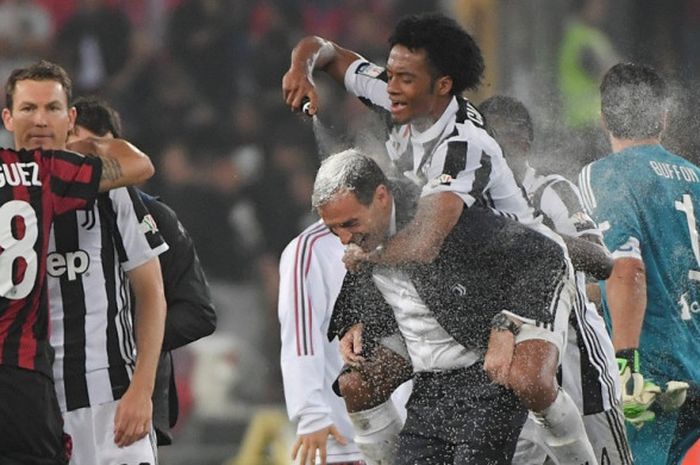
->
<box><xmin>579</xmin><ymin>144</ymin><xmax>700</xmax><ymax>386</ymax></box>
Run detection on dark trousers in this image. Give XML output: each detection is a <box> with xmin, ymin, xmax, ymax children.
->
<box><xmin>0</xmin><ymin>366</ymin><xmax>68</xmax><ymax>465</ymax></box>
<box><xmin>396</xmin><ymin>363</ymin><xmax>527</xmax><ymax>465</ymax></box>
<box><xmin>669</xmin><ymin>384</ymin><xmax>700</xmax><ymax>465</ymax></box>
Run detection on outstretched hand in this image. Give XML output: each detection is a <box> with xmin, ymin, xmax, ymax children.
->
<box><xmin>291</xmin><ymin>424</ymin><xmax>348</xmax><ymax>465</ymax></box>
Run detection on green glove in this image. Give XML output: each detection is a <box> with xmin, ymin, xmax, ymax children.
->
<box><xmin>617</xmin><ymin>349</ymin><xmax>661</xmax><ymax>428</ymax></box>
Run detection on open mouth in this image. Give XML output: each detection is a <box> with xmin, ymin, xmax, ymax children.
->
<box><xmin>391</xmin><ymin>101</ymin><xmax>408</xmax><ymax>113</ymax></box>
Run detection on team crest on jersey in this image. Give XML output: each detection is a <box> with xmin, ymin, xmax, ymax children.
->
<box><xmin>139</xmin><ymin>214</ymin><xmax>159</xmax><ymax>234</ymax></box>
<box><xmin>429</xmin><ymin>173</ymin><xmax>454</xmax><ymax>187</ymax></box>
<box><xmin>451</xmin><ymin>283</ymin><xmax>466</xmax><ymax>296</ymax></box>
<box><xmin>356</xmin><ymin>62</ymin><xmax>384</xmax><ymax>78</ymax></box>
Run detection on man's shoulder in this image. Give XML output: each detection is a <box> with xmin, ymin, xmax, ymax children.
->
<box><xmin>585</xmin><ymin>154</ymin><xmax>632</xmax><ymax>187</ymax></box>
<box><xmin>281</xmin><ymin>222</ymin><xmax>342</xmax><ymax>264</ymax></box>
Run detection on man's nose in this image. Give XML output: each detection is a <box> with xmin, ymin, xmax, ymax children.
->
<box><xmin>337</xmin><ymin>230</ymin><xmax>352</xmax><ymax>245</ymax></box>
<box><xmin>32</xmin><ymin>109</ymin><xmax>48</xmax><ymax>126</ymax></box>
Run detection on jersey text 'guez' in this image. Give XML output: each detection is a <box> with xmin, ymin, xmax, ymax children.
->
<box><xmin>0</xmin><ymin>148</ymin><xmax>101</xmax><ymax>376</ymax></box>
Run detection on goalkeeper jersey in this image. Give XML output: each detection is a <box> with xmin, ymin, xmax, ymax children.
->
<box><xmin>579</xmin><ymin>144</ymin><xmax>700</xmax><ymax>385</ymax></box>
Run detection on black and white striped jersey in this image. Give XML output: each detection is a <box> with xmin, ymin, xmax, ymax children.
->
<box><xmin>522</xmin><ymin>166</ymin><xmax>620</xmax><ymax>414</ymax></box>
<box><xmin>344</xmin><ymin>59</ymin><xmax>562</xmax><ymax>247</ymax></box>
<box><xmin>48</xmin><ymin>187</ymin><xmax>167</xmax><ymax>412</ymax></box>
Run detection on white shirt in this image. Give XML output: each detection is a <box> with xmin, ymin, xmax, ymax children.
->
<box><xmin>344</xmin><ymin>59</ymin><xmax>565</xmax><ymax>250</ymax></box>
<box><xmin>371</xmin><ymin>204</ymin><xmax>481</xmax><ymax>372</ymax></box>
<box><xmin>278</xmin><ymin>221</ymin><xmax>363</xmax><ymax>462</ymax></box>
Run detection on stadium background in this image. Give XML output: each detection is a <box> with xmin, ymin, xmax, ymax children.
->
<box><xmin>1</xmin><ymin>0</ymin><xmax>698</xmax><ymax>463</ymax></box>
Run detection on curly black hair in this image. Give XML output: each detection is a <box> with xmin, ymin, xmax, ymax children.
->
<box><xmin>389</xmin><ymin>13</ymin><xmax>484</xmax><ymax>94</ymax></box>
<box><xmin>600</xmin><ymin>63</ymin><xmax>667</xmax><ymax>139</ymax></box>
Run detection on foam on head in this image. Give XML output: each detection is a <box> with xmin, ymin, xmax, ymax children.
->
<box><xmin>312</xmin><ymin>148</ymin><xmax>386</xmax><ymax>209</ymax></box>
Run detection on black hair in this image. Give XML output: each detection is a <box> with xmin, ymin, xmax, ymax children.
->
<box><xmin>479</xmin><ymin>95</ymin><xmax>534</xmax><ymax>144</ymax></box>
<box><xmin>389</xmin><ymin>13</ymin><xmax>484</xmax><ymax>94</ymax></box>
<box><xmin>5</xmin><ymin>60</ymin><xmax>72</xmax><ymax>110</ymax></box>
<box><xmin>600</xmin><ymin>62</ymin><xmax>667</xmax><ymax>139</ymax></box>
<box><xmin>72</xmin><ymin>96</ymin><xmax>123</xmax><ymax>138</ymax></box>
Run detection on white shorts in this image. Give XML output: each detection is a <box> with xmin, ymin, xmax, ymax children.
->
<box><xmin>64</xmin><ymin>400</ymin><xmax>158</xmax><ymax>465</ymax></box>
<box><xmin>513</xmin><ymin>403</ymin><xmax>632</xmax><ymax>465</ymax></box>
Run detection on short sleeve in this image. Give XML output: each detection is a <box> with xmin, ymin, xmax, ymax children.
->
<box><xmin>105</xmin><ymin>187</ymin><xmax>168</xmax><ymax>271</ymax></box>
<box><xmin>43</xmin><ymin>149</ymin><xmax>102</xmax><ymax>215</ymax></box>
<box><xmin>579</xmin><ymin>161</ymin><xmax>642</xmax><ymax>257</ymax></box>
<box><xmin>344</xmin><ymin>59</ymin><xmax>391</xmax><ymax>111</ymax></box>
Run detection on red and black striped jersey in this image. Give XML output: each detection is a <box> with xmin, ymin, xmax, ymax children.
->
<box><xmin>0</xmin><ymin>147</ymin><xmax>101</xmax><ymax>376</ymax></box>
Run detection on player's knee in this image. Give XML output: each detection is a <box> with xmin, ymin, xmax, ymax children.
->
<box><xmin>338</xmin><ymin>370</ymin><xmax>379</xmax><ymax>412</ymax></box>
<box><xmin>508</xmin><ymin>340</ymin><xmax>560</xmax><ymax>411</ymax></box>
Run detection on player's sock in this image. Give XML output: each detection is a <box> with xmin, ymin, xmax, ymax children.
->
<box><xmin>348</xmin><ymin>400</ymin><xmax>402</xmax><ymax>465</ymax></box>
<box><xmin>530</xmin><ymin>388</ymin><xmax>597</xmax><ymax>465</ymax></box>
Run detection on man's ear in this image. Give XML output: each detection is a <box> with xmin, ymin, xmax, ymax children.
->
<box><xmin>375</xmin><ymin>184</ymin><xmax>391</xmax><ymax>206</ymax></box>
<box><xmin>436</xmin><ymin>76</ymin><xmax>453</xmax><ymax>97</ymax></box>
<box><xmin>67</xmin><ymin>106</ymin><xmax>76</xmax><ymax>131</ymax></box>
<box><xmin>2</xmin><ymin>108</ymin><xmax>13</xmax><ymax>131</ymax></box>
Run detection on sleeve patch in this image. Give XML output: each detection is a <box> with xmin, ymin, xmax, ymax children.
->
<box><xmin>611</xmin><ymin>236</ymin><xmax>641</xmax><ymax>259</ymax></box>
<box><xmin>356</xmin><ymin>62</ymin><xmax>385</xmax><ymax>78</ymax></box>
<box><xmin>429</xmin><ymin>174</ymin><xmax>454</xmax><ymax>187</ymax></box>
<box><xmin>139</xmin><ymin>213</ymin><xmax>159</xmax><ymax>234</ymax></box>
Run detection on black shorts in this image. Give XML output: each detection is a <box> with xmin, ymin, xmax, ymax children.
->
<box><xmin>397</xmin><ymin>363</ymin><xmax>527</xmax><ymax>465</ymax></box>
<box><xmin>0</xmin><ymin>365</ymin><xmax>69</xmax><ymax>465</ymax></box>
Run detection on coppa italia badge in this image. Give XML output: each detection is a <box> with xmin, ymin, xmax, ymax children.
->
<box><xmin>430</xmin><ymin>173</ymin><xmax>454</xmax><ymax>187</ymax></box>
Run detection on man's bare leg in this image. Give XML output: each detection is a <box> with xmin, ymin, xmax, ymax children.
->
<box><xmin>338</xmin><ymin>344</ymin><xmax>412</xmax><ymax>465</ymax></box>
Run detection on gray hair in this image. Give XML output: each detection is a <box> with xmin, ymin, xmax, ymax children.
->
<box><xmin>311</xmin><ymin>149</ymin><xmax>389</xmax><ymax>209</ymax></box>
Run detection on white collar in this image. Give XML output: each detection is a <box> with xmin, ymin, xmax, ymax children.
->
<box><xmin>411</xmin><ymin>97</ymin><xmax>458</xmax><ymax>144</ymax></box>
<box><xmin>522</xmin><ymin>163</ymin><xmax>538</xmax><ymax>192</ymax></box>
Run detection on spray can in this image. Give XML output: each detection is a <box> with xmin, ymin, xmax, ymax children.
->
<box><xmin>301</xmin><ymin>96</ymin><xmax>312</xmax><ymax>117</ymax></box>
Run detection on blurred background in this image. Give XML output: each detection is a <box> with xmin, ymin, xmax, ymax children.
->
<box><xmin>1</xmin><ymin>0</ymin><xmax>699</xmax><ymax>463</ymax></box>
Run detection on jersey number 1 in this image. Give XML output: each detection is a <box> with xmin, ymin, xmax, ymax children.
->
<box><xmin>0</xmin><ymin>200</ymin><xmax>38</xmax><ymax>300</ymax></box>
<box><xmin>675</xmin><ymin>194</ymin><xmax>700</xmax><ymax>320</ymax></box>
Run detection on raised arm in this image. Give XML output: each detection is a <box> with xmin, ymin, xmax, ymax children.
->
<box><xmin>282</xmin><ymin>36</ymin><xmax>362</xmax><ymax>115</ymax></box>
<box><xmin>66</xmin><ymin>136</ymin><xmax>154</xmax><ymax>192</ymax></box>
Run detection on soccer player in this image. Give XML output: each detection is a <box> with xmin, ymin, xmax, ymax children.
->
<box><xmin>279</xmin><ymin>211</ymin><xmax>413</xmax><ymax>465</ymax></box>
<box><xmin>279</xmin><ymin>221</ymin><xmax>364</xmax><ymax>465</ymax></box>
<box><xmin>579</xmin><ymin>62</ymin><xmax>700</xmax><ymax>465</ymax></box>
<box><xmin>285</xmin><ymin>13</ymin><xmax>595</xmax><ymax>465</ymax></box>
<box><xmin>0</xmin><ymin>60</ymin><xmax>154</xmax><ymax>465</ymax></box>
<box><xmin>480</xmin><ymin>95</ymin><xmax>632</xmax><ymax>465</ymax></box>
<box><xmin>67</xmin><ymin>96</ymin><xmax>218</xmax><ymax>447</ymax></box>
<box><xmin>315</xmin><ymin>149</ymin><xmax>590</xmax><ymax>465</ymax></box>
<box><xmin>2</xmin><ymin>60</ymin><xmax>167</xmax><ymax>465</ymax></box>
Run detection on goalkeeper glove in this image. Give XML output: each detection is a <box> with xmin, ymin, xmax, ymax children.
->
<box><xmin>616</xmin><ymin>348</ymin><xmax>661</xmax><ymax>428</ymax></box>
<box><xmin>656</xmin><ymin>380</ymin><xmax>690</xmax><ymax>412</ymax></box>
